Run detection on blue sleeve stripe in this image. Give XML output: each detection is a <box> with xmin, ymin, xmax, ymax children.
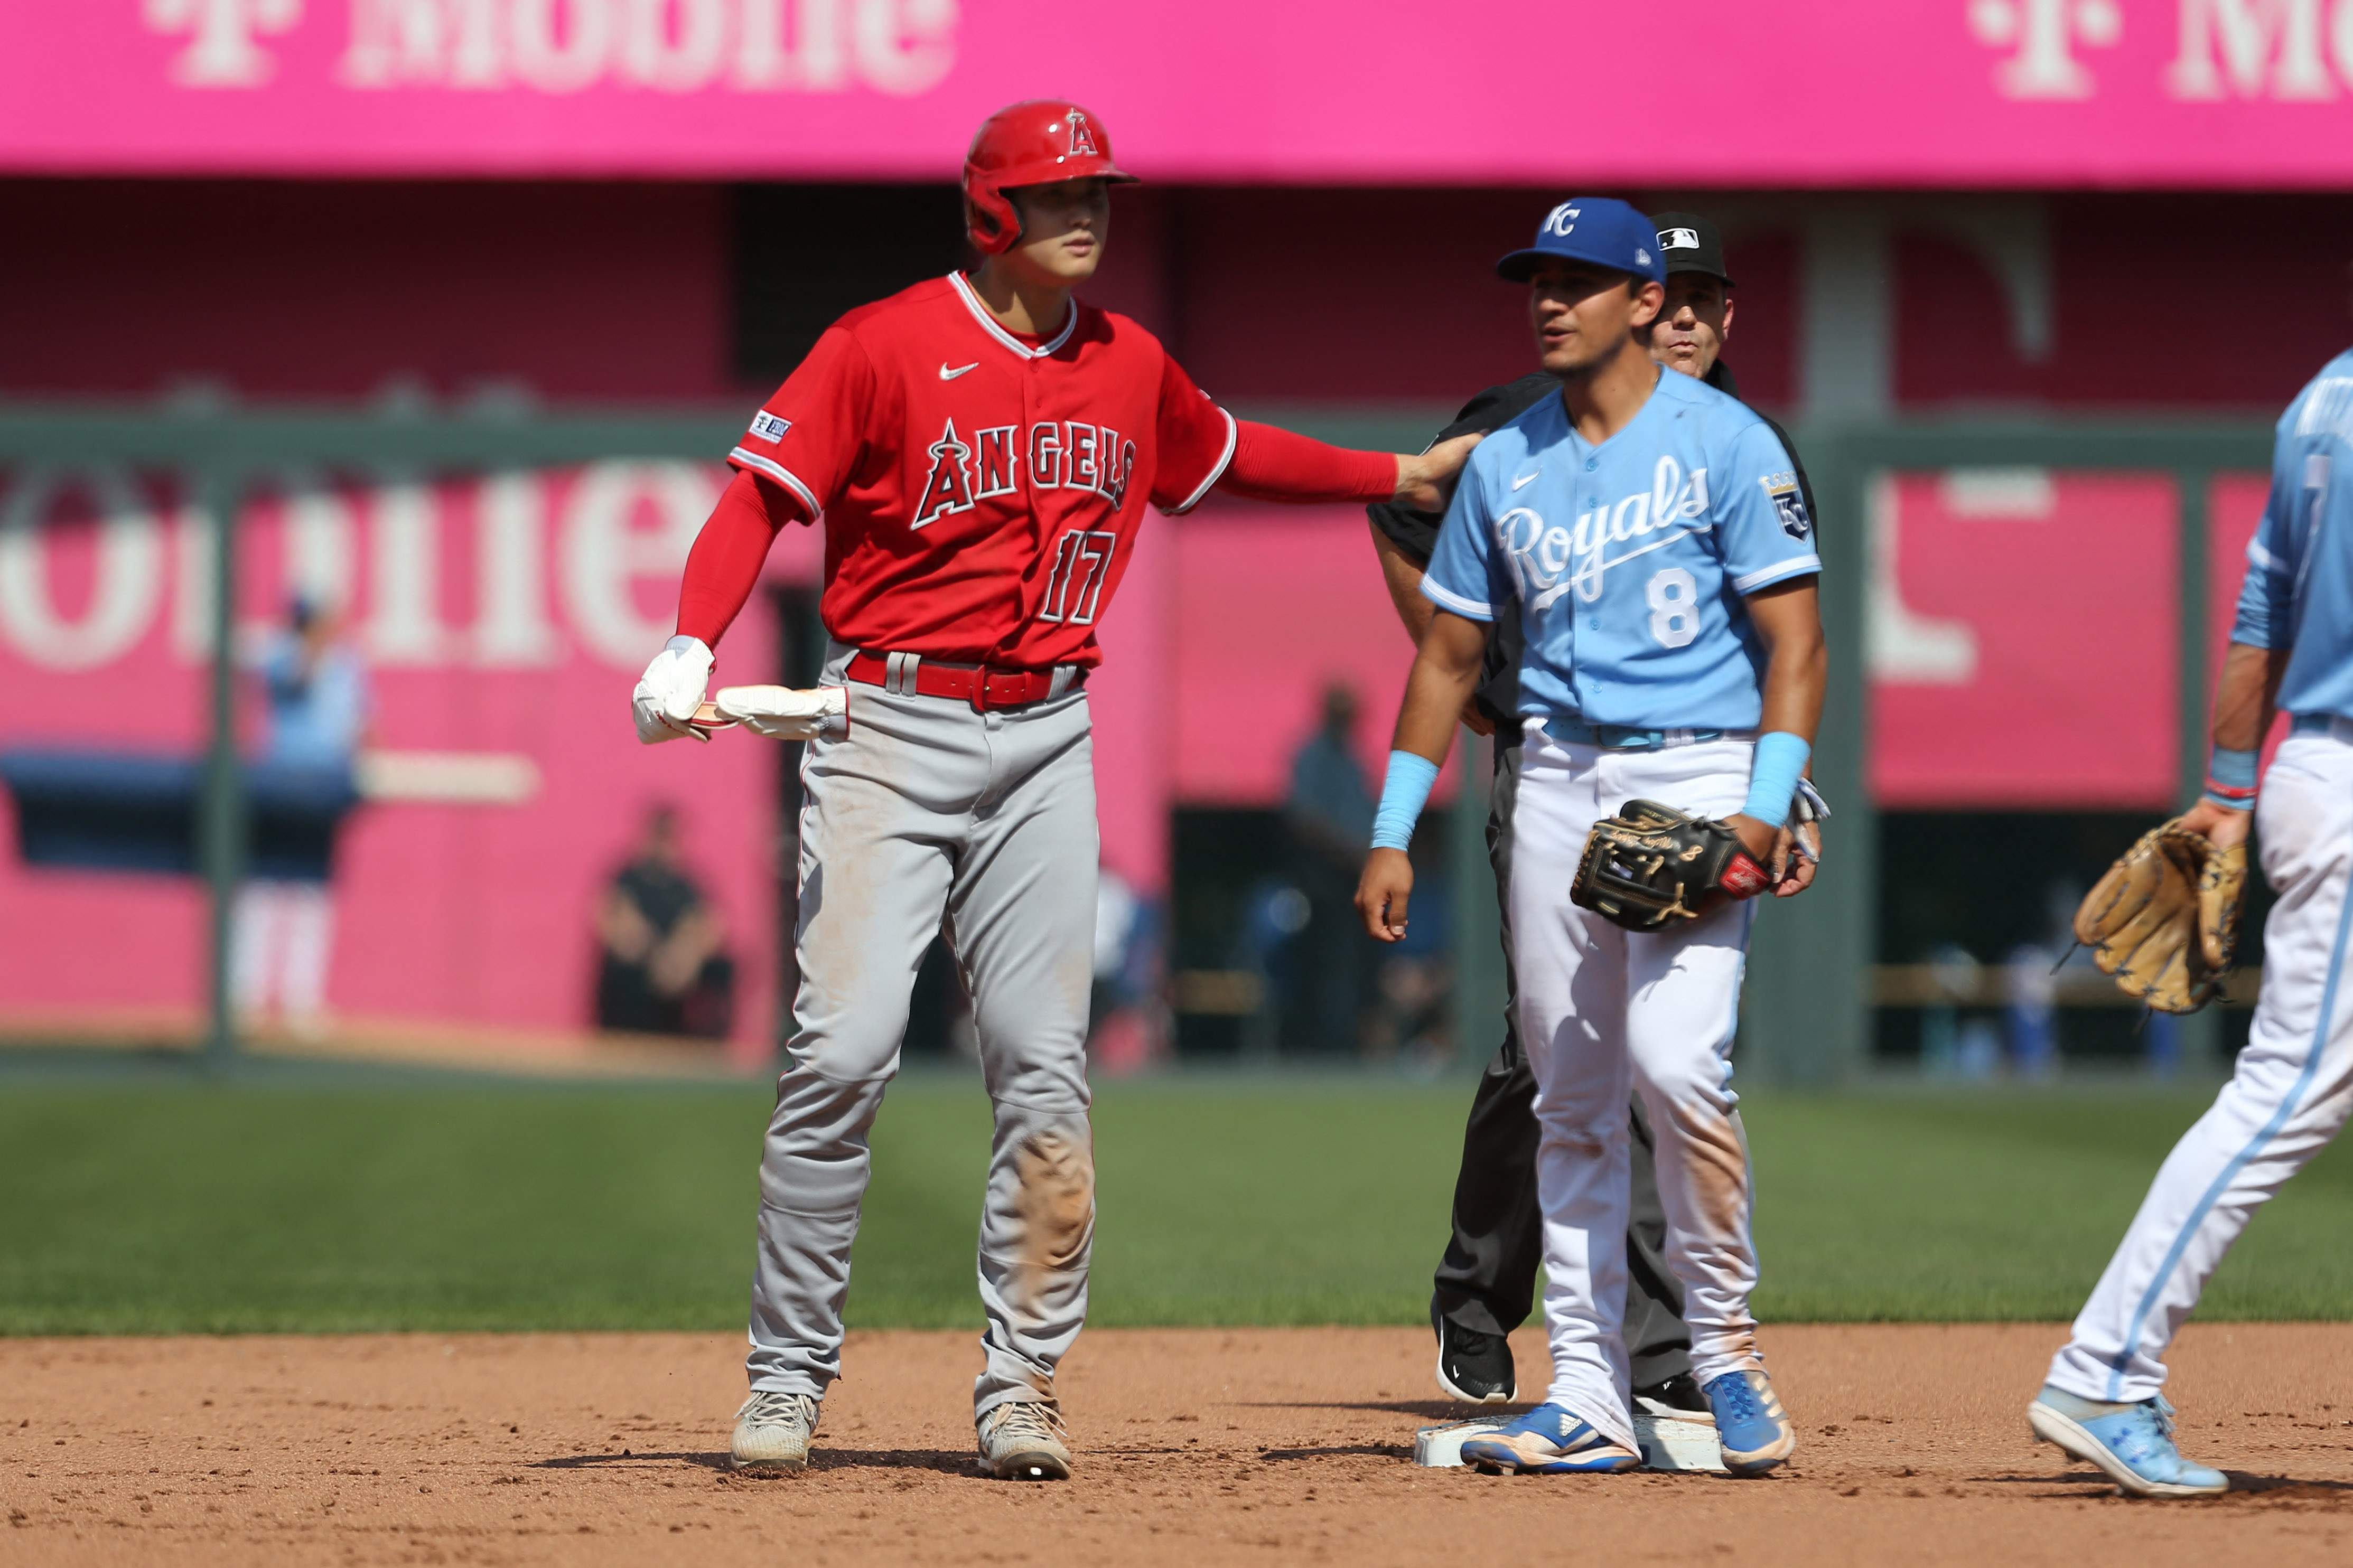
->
<box><xmin>1730</xmin><ymin>556</ymin><xmax>1822</xmax><ymax>595</ymax></box>
<box><xmin>1420</xmin><ymin>578</ymin><xmax>1496</xmax><ymax>621</ymax></box>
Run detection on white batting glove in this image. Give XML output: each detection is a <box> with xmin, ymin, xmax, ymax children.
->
<box><xmin>632</xmin><ymin>634</ymin><xmax>714</xmax><ymax>745</ymax></box>
<box><xmin>714</xmin><ymin>684</ymin><xmax>847</xmax><ymax>741</ymax></box>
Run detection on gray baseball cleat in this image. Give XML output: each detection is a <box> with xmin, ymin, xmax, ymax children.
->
<box><xmin>730</xmin><ymin>1389</ymin><xmax>819</xmax><ymax>1473</ymax></box>
<box><xmin>977</xmin><ymin>1398</ymin><xmax>1073</xmax><ymax>1480</ymax></box>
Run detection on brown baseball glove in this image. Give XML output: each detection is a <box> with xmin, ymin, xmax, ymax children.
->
<box><xmin>1570</xmin><ymin>799</ymin><xmax>1771</xmax><ymax>933</ymax></box>
<box><xmin>2074</xmin><ymin>819</ymin><xmax>2248</xmax><ymax>1013</ymax></box>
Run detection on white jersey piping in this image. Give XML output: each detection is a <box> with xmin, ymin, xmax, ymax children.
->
<box><xmin>948</xmin><ymin>271</ymin><xmax>1078</xmax><ymax>360</ymax></box>
<box><xmin>730</xmin><ymin>448</ymin><xmax>823</xmax><ymax>519</ymax></box>
<box><xmin>1421</xmin><ymin>577</ymin><xmax>1495</xmax><ymax>621</ymax></box>
<box><xmin>1730</xmin><ymin>555</ymin><xmax>1823</xmax><ymax>595</ymax></box>
<box><xmin>1161</xmin><ymin>408</ymin><xmax>1239</xmax><ymax>517</ymax></box>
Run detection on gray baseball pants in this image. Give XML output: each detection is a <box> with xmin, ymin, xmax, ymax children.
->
<box><xmin>746</xmin><ymin>643</ymin><xmax>1098</xmax><ymax>1422</ymax></box>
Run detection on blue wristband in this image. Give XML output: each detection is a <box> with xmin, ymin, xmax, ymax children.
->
<box><xmin>1740</xmin><ymin>731</ymin><xmax>1812</xmax><ymax>828</ymax></box>
<box><xmin>1371</xmin><ymin>751</ymin><xmax>1441</xmax><ymax>851</ymax></box>
<box><xmin>2204</xmin><ymin>745</ymin><xmax>2259</xmax><ymax>809</ymax></box>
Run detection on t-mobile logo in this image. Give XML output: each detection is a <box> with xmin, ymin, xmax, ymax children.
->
<box><xmin>143</xmin><ymin>0</ymin><xmax>304</xmax><ymax>87</ymax></box>
<box><xmin>1966</xmin><ymin>0</ymin><xmax>2123</xmax><ymax>98</ymax></box>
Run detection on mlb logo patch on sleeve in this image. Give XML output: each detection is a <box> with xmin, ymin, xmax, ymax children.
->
<box><xmin>1760</xmin><ymin>472</ymin><xmax>1810</xmax><ymax>541</ymax></box>
<box><xmin>749</xmin><ymin>411</ymin><xmax>792</xmax><ymax>444</ymax></box>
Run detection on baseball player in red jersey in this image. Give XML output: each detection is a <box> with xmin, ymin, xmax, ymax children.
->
<box><xmin>632</xmin><ymin>100</ymin><xmax>1476</xmax><ymax>1482</ymax></box>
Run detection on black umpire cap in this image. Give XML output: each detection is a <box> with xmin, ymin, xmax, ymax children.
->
<box><xmin>1651</xmin><ymin>212</ymin><xmax>1734</xmax><ymax>288</ymax></box>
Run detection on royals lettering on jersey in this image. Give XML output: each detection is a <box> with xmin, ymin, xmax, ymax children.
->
<box><xmin>1422</xmin><ymin>369</ymin><xmax>1820</xmax><ymax>731</ymax></box>
<box><xmin>727</xmin><ymin>273</ymin><xmax>1236</xmax><ymax>668</ymax></box>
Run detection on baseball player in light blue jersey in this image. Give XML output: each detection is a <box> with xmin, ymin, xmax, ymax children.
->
<box><xmin>2029</xmin><ymin>349</ymin><xmax>2353</xmax><ymax>1498</ymax></box>
<box><xmin>1356</xmin><ymin>198</ymin><xmax>1826</xmax><ymax>1478</ymax></box>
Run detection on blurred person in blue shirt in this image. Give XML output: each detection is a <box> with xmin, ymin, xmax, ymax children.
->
<box><xmin>1284</xmin><ymin>683</ymin><xmax>1378</xmax><ymax>1055</ymax></box>
<box><xmin>234</xmin><ymin>596</ymin><xmax>372</xmax><ymax>1038</ymax></box>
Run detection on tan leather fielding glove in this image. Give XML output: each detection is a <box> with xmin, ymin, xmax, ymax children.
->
<box><xmin>2075</xmin><ymin>819</ymin><xmax>2247</xmax><ymax>1014</ymax></box>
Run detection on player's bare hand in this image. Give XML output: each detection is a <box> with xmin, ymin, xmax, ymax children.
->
<box><xmin>1770</xmin><ymin>821</ymin><xmax>1821</xmax><ymax>897</ymax></box>
<box><xmin>1393</xmin><ymin>432</ymin><xmax>1483</xmax><ymax>512</ymax></box>
<box><xmin>2179</xmin><ymin>798</ymin><xmax>2253</xmax><ymax>849</ymax></box>
<box><xmin>632</xmin><ymin>634</ymin><xmax>716</xmax><ymax>745</ymax></box>
<box><xmin>1460</xmin><ymin>698</ymin><xmax>1495</xmax><ymax>737</ymax></box>
<box><xmin>1357</xmin><ymin>848</ymin><xmax>1415</xmax><ymax>942</ymax></box>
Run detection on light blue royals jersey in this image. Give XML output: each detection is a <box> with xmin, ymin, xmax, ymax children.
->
<box><xmin>1421</xmin><ymin>368</ymin><xmax>1820</xmax><ymax>730</ymax></box>
<box><xmin>2232</xmin><ymin>348</ymin><xmax>2353</xmax><ymax>720</ymax></box>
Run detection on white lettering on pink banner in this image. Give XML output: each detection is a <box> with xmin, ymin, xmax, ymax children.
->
<box><xmin>145</xmin><ymin>0</ymin><xmax>958</xmax><ymax>97</ymax></box>
<box><xmin>11</xmin><ymin>3</ymin><xmax>2353</xmax><ymax>181</ymax></box>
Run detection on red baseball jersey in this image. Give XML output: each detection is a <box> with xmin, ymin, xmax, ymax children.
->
<box><xmin>727</xmin><ymin>273</ymin><xmax>1237</xmax><ymax>669</ymax></box>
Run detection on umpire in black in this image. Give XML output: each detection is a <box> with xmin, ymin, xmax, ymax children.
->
<box><xmin>1367</xmin><ymin>213</ymin><xmax>1817</xmax><ymax>1414</ymax></box>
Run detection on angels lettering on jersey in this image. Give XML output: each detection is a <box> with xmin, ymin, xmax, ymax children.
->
<box><xmin>913</xmin><ymin>418</ymin><xmax>1138</xmax><ymax>529</ymax></box>
<box><xmin>721</xmin><ymin>273</ymin><xmax>1237</xmax><ymax>668</ymax></box>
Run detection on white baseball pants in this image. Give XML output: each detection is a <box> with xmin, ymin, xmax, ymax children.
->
<box><xmin>2049</xmin><ymin>725</ymin><xmax>2353</xmax><ymax>1404</ymax></box>
<box><xmin>1509</xmin><ymin>729</ymin><xmax>1766</xmax><ymax>1451</ymax></box>
<box><xmin>232</xmin><ymin>880</ymin><xmax>336</xmax><ymax>1027</ymax></box>
<box><xmin>746</xmin><ymin>644</ymin><xmax>1099</xmax><ymax>1422</ymax></box>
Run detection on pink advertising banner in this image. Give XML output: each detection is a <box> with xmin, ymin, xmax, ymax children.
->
<box><xmin>1870</xmin><ymin>470</ymin><xmax>2184</xmax><ymax>810</ymax></box>
<box><xmin>0</xmin><ymin>462</ymin><xmax>786</xmax><ymax>1057</ymax></box>
<box><xmin>7</xmin><ymin>2</ymin><xmax>2353</xmax><ymax>184</ymax></box>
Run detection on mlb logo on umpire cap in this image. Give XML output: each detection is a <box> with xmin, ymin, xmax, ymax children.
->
<box><xmin>1497</xmin><ymin>196</ymin><xmax>1666</xmax><ymax>285</ymax></box>
<box><xmin>1649</xmin><ymin>211</ymin><xmax>1735</xmax><ymax>286</ymax></box>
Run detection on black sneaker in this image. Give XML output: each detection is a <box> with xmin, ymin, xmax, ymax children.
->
<box><xmin>1633</xmin><ymin>1371</ymin><xmax>1713</xmax><ymax>1423</ymax></box>
<box><xmin>1434</xmin><ymin>1317</ymin><xmax>1516</xmax><ymax>1404</ymax></box>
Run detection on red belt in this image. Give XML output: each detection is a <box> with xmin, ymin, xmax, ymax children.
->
<box><xmin>845</xmin><ymin>651</ymin><xmax>1085</xmax><ymax>712</ymax></box>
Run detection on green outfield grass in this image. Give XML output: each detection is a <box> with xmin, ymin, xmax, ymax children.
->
<box><xmin>1</xmin><ymin>1077</ymin><xmax>2349</xmax><ymax>1335</ymax></box>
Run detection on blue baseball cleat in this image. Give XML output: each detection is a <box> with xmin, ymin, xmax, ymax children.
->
<box><xmin>2028</xmin><ymin>1385</ymin><xmax>2227</xmax><ymax>1498</ymax></box>
<box><xmin>1457</xmin><ymin>1403</ymin><xmax>1640</xmax><ymax>1475</ymax></box>
<box><xmin>1703</xmin><ymin>1369</ymin><xmax>1797</xmax><ymax>1476</ymax></box>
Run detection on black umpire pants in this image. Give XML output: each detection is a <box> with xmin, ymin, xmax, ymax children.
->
<box><xmin>1431</xmin><ymin>738</ymin><xmax>1694</xmax><ymax>1388</ymax></box>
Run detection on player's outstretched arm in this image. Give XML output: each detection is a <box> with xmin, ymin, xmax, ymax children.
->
<box><xmin>1738</xmin><ymin>578</ymin><xmax>1828</xmax><ymax>895</ymax></box>
<box><xmin>1356</xmin><ymin>611</ymin><xmax>1487</xmax><ymax>941</ymax></box>
<box><xmin>1215</xmin><ymin>422</ymin><xmax>1481</xmax><ymax>511</ymax></box>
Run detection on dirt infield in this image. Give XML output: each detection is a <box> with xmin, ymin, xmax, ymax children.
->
<box><xmin>5</xmin><ymin>1324</ymin><xmax>2353</xmax><ymax>1567</ymax></box>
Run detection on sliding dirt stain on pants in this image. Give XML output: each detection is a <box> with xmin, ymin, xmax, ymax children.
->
<box><xmin>748</xmin><ymin>642</ymin><xmax>1099</xmax><ymax>1421</ymax></box>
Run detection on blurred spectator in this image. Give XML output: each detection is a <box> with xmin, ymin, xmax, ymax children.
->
<box><xmin>2005</xmin><ymin>879</ymin><xmax>2078</xmax><ymax>1081</ymax></box>
<box><xmin>1233</xmin><ymin>878</ymin><xmax>1311</xmax><ymax>1060</ymax></box>
<box><xmin>1920</xmin><ymin>942</ymin><xmax>1980</xmax><ymax>1078</ymax></box>
<box><xmin>1368</xmin><ymin>858</ymin><xmax>1455</xmax><ymax>1075</ymax></box>
<box><xmin>1283</xmin><ymin>684</ymin><xmax>1377</xmax><ymax>1055</ymax></box>
<box><xmin>2004</xmin><ymin>941</ymin><xmax>2059</xmax><ymax>1081</ymax></box>
<box><xmin>234</xmin><ymin>596</ymin><xmax>369</xmax><ymax>1038</ymax></box>
<box><xmin>1088</xmin><ymin>863</ymin><xmax>1166</xmax><ymax>1076</ymax></box>
<box><xmin>594</xmin><ymin>805</ymin><xmax>735</xmax><ymax>1038</ymax></box>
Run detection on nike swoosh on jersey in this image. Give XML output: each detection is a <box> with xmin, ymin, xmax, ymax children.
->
<box><xmin>940</xmin><ymin>362</ymin><xmax>979</xmax><ymax>380</ymax></box>
<box><xmin>1511</xmin><ymin>471</ymin><xmax>1540</xmax><ymax>491</ymax></box>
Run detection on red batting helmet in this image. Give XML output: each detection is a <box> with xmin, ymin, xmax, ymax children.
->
<box><xmin>962</xmin><ymin>99</ymin><xmax>1136</xmax><ymax>256</ymax></box>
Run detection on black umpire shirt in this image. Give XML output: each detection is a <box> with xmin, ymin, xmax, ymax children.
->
<box><xmin>1366</xmin><ymin>360</ymin><xmax>1817</xmax><ymax>733</ymax></box>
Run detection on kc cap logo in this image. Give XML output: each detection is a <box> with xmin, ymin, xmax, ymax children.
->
<box><xmin>1662</xmin><ymin>227</ymin><xmax>1701</xmax><ymax>250</ymax></box>
<box><xmin>1498</xmin><ymin>196</ymin><xmax>1666</xmax><ymax>285</ymax></box>
<box><xmin>1065</xmin><ymin>109</ymin><xmax>1100</xmax><ymax>158</ymax></box>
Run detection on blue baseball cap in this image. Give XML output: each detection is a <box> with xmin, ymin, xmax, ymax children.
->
<box><xmin>1495</xmin><ymin>197</ymin><xmax>1666</xmax><ymax>285</ymax></box>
